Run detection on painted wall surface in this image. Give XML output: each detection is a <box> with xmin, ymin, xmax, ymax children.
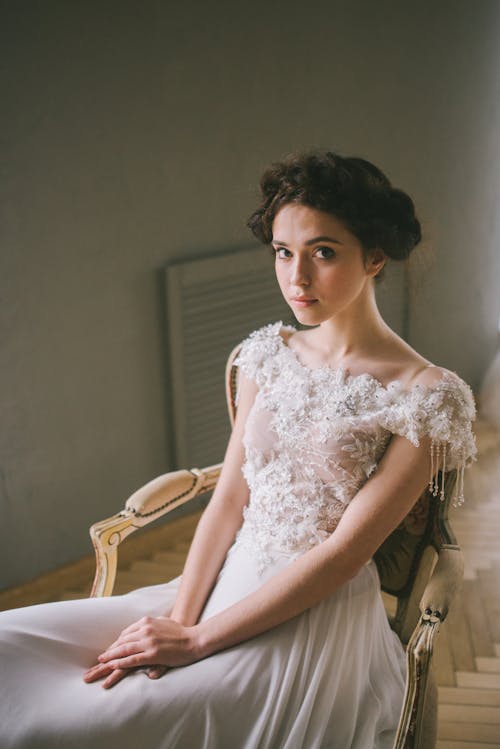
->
<box><xmin>1</xmin><ymin>0</ymin><xmax>499</xmax><ymax>588</ymax></box>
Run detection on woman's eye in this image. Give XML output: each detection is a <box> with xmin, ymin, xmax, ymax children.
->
<box><xmin>274</xmin><ymin>247</ymin><xmax>291</xmax><ymax>259</ymax></box>
<box><xmin>272</xmin><ymin>246</ymin><xmax>334</xmax><ymax>260</ymax></box>
<box><xmin>316</xmin><ymin>246</ymin><xmax>335</xmax><ymax>259</ymax></box>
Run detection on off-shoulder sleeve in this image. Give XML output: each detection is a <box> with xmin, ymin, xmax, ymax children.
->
<box><xmin>232</xmin><ymin>321</ymin><xmax>282</xmax><ymax>405</ymax></box>
<box><xmin>377</xmin><ymin>370</ymin><xmax>477</xmax><ymax>507</ymax></box>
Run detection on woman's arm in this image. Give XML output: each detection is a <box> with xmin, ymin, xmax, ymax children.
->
<box><xmin>84</xmin><ymin>370</ymin><xmax>259</xmax><ymax>688</ymax></box>
<box><xmin>92</xmin><ymin>428</ymin><xmax>433</xmax><ymax>680</ymax></box>
<box><xmin>195</xmin><ymin>429</ymin><xmax>433</xmax><ymax>657</ymax></box>
<box><xmin>165</xmin><ymin>370</ymin><xmax>259</xmax><ymax>627</ymax></box>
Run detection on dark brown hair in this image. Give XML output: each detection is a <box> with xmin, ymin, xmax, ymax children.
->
<box><xmin>247</xmin><ymin>151</ymin><xmax>421</xmax><ymax>269</ymax></box>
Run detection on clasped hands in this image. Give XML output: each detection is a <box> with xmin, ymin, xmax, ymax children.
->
<box><xmin>83</xmin><ymin>615</ymin><xmax>201</xmax><ymax>689</ymax></box>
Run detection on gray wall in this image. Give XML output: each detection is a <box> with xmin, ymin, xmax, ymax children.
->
<box><xmin>1</xmin><ymin>0</ymin><xmax>499</xmax><ymax>589</ymax></box>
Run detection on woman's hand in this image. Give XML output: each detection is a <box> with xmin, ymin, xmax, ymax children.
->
<box><xmin>83</xmin><ymin>616</ymin><xmax>201</xmax><ymax>689</ymax></box>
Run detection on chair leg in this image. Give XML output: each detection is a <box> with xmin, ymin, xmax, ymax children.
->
<box><xmin>393</xmin><ymin>615</ymin><xmax>440</xmax><ymax>748</ymax></box>
<box><xmin>89</xmin><ymin>511</ymin><xmax>137</xmax><ymax>597</ymax></box>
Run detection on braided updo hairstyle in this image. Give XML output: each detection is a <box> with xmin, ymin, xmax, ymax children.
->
<box><xmin>247</xmin><ymin>151</ymin><xmax>421</xmax><ymax>278</ymax></box>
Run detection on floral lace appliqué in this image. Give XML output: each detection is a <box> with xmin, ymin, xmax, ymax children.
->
<box><xmin>232</xmin><ymin>321</ymin><xmax>477</xmax><ymax>573</ymax></box>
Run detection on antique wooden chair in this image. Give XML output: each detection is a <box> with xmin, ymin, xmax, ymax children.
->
<box><xmin>89</xmin><ymin>342</ymin><xmax>464</xmax><ymax>749</ymax></box>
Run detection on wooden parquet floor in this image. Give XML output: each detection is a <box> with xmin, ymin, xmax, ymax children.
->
<box><xmin>432</xmin><ymin>431</ymin><xmax>500</xmax><ymax>749</ymax></box>
<box><xmin>1</xmin><ymin>421</ymin><xmax>499</xmax><ymax>748</ymax></box>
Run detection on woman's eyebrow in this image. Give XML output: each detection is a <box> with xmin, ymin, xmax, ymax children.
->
<box><xmin>272</xmin><ymin>235</ymin><xmax>344</xmax><ymax>246</ymax></box>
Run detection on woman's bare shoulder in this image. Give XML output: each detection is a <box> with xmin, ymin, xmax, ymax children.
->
<box><xmin>407</xmin><ymin>363</ymin><xmax>452</xmax><ymax>387</ymax></box>
<box><xmin>364</xmin><ymin>334</ymin><xmax>444</xmax><ymax>388</ymax></box>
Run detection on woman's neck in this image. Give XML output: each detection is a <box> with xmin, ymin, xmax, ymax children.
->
<box><xmin>307</xmin><ymin>287</ymin><xmax>392</xmax><ymax>361</ymax></box>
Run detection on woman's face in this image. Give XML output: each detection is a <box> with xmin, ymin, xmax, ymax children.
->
<box><xmin>271</xmin><ymin>203</ymin><xmax>382</xmax><ymax>326</ymax></box>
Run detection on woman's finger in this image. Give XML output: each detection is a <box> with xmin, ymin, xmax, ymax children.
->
<box><xmin>98</xmin><ymin>640</ymin><xmax>145</xmax><ymax>663</ymax></box>
<box><xmin>83</xmin><ymin>662</ymin><xmax>116</xmax><ymax>682</ymax></box>
<box><xmin>98</xmin><ymin>630</ymin><xmax>145</xmax><ymax>657</ymax></box>
<box><xmin>147</xmin><ymin>665</ymin><xmax>168</xmax><ymax>680</ymax></box>
<box><xmin>106</xmin><ymin>652</ymin><xmax>155</xmax><ymax>670</ymax></box>
<box><xmin>101</xmin><ymin>617</ymin><xmax>156</xmax><ymax>653</ymax></box>
<box><xmin>99</xmin><ymin>619</ymin><xmax>146</xmax><ymax>655</ymax></box>
<box><xmin>102</xmin><ymin>668</ymin><xmax>130</xmax><ymax>689</ymax></box>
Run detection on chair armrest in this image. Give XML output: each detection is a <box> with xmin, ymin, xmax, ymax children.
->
<box><xmin>125</xmin><ymin>464</ymin><xmax>221</xmax><ymax>522</ymax></box>
<box><xmin>393</xmin><ymin>546</ymin><xmax>464</xmax><ymax>749</ymax></box>
<box><xmin>89</xmin><ymin>463</ymin><xmax>222</xmax><ymax>597</ymax></box>
<box><xmin>419</xmin><ymin>545</ymin><xmax>464</xmax><ymax>622</ymax></box>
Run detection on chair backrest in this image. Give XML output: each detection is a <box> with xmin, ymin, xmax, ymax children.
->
<box><xmin>226</xmin><ymin>343</ymin><xmax>460</xmax><ymax>641</ymax></box>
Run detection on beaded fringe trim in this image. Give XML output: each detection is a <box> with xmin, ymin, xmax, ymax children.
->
<box><xmin>429</xmin><ymin>439</ymin><xmax>465</xmax><ymax>508</ymax></box>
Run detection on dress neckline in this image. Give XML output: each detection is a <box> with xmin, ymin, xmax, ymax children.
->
<box><xmin>274</xmin><ymin>321</ymin><xmax>444</xmax><ymax>394</ymax></box>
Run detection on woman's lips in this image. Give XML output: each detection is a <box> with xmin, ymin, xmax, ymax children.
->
<box><xmin>290</xmin><ymin>298</ymin><xmax>318</xmax><ymax>308</ymax></box>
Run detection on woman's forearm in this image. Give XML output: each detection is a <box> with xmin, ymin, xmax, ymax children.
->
<box><xmin>193</xmin><ymin>530</ymin><xmax>352</xmax><ymax>658</ymax></box>
<box><xmin>193</xmin><ymin>435</ymin><xmax>431</xmax><ymax>659</ymax></box>
<box><xmin>169</xmin><ymin>498</ymin><xmax>244</xmax><ymax>626</ymax></box>
<box><xmin>169</xmin><ymin>368</ymin><xmax>256</xmax><ymax>627</ymax></box>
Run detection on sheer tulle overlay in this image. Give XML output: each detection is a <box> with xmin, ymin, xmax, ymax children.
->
<box><xmin>0</xmin><ymin>321</ymin><xmax>477</xmax><ymax>749</ymax></box>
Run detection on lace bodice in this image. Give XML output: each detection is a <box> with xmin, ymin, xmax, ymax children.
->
<box><xmin>232</xmin><ymin>321</ymin><xmax>477</xmax><ymax>572</ymax></box>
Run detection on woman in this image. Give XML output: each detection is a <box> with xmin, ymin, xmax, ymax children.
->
<box><xmin>0</xmin><ymin>151</ymin><xmax>476</xmax><ymax>748</ymax></box>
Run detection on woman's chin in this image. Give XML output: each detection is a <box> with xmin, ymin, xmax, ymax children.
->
<box><xmin>290</xmin><ymin>303</ymin><xmax>321</xmax><ymax>322</ymax></box>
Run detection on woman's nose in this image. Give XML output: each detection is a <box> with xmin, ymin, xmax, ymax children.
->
<box><xmin>290</xmin><ymin>258</ymin><xmax>311</xmax><ymax>286</ymax></box>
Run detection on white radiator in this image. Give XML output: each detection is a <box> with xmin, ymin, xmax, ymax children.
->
<box><xmin>164</xmin><ymin>246</ymin><xmax>293</xmax><ymax>469</ymax></box>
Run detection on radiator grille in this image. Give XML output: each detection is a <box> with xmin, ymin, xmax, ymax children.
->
<box><xmin>164</xmin><ymin>246</ymin><xmax>293</xmax><ymax>469</ymax></box>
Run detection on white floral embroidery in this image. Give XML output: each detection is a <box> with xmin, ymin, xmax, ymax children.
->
<box><xmin>233</xmin><ymin>321</ymin><xmax>477</xmax><ymax>573</ymax></box>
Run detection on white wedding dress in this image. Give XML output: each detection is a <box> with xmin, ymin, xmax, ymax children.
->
<box><xmin>0</xmin><ymin>321</ymin><xmax>477</xmax><ymax>749</ymax></box>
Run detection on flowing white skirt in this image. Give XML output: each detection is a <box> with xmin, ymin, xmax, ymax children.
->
<box><xmin>0</xmin><ymin>541</ymin><xmax>406</xmax><ymax>749</ymax></box>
